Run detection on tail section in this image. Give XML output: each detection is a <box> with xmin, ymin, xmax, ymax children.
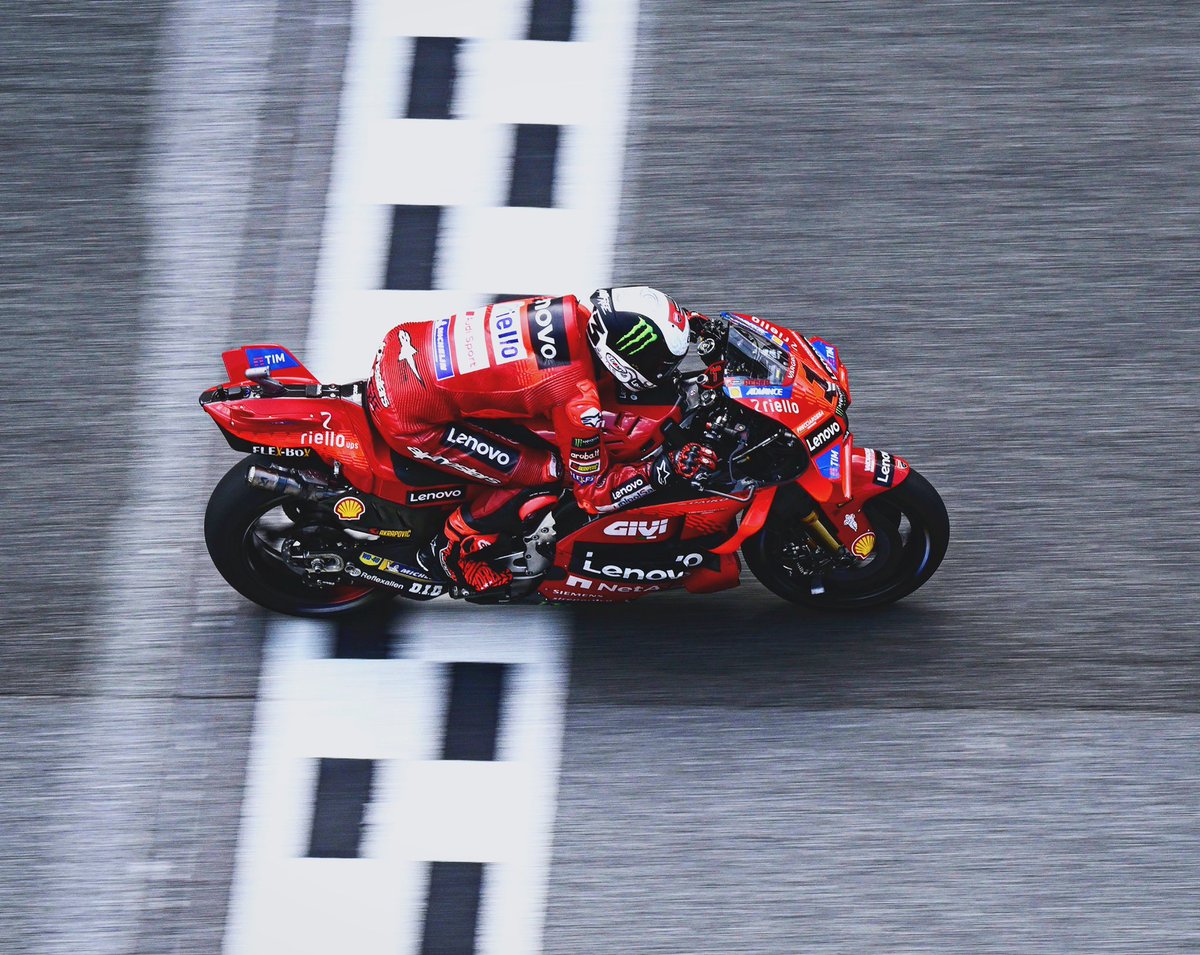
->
<box><xmin>222</xmin><ymin>344</ymin><xmax>319</xmax><ymax>385</ymax></box>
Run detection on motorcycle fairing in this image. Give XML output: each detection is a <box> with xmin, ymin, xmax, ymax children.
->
<box><xmin>222</xmin><ymin>344</ymin><xmax>318</xmax><ymax>385</ymax></box>
<box><xmin>539</xmin><ymin>495</ymin><xmax>745</xmax><ymax>602</ymax></box>
<box><xmin>202</xmin><ymin>393</ymin><xmax>412</xmax><ymax>500</ymax></box>
<box><xmin>807</xmin><ymin>445</ymin><xmax>913</xmax><ymax>554</ymax></box>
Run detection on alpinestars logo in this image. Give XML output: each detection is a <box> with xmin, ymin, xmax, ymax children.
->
<box><xmin>443</xmin><ymin>425</ymin><xmax>518</xmax><ymax>473</ymax></box>
<box><xmin>395</xmin><ymin>328</ymin><xmax>424</xmax><ymax>387</ymax></box>
<box><xmin>615</xmin><ymin>317</ymin><xmax>658</xmax><ymax>355</ymax></box>
<box><xmin>406</xmin><ymin>446</ymin><xmax>500</xmax><ymax>485</ymax></box>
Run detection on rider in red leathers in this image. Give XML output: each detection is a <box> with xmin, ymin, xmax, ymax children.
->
<box><xmin>365</xmin><ymin>286</ymin><xmax>718</xmax><ymax>594</ymax></box>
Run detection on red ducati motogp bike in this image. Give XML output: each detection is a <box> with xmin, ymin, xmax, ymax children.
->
<box><xmin>199</xmin><ymin>312</ymin><xmax>948</xmax><ymax>616</ymax></box>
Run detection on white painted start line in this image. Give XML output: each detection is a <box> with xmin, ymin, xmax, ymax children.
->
<box><xmin>223</xmin><ymin>0</ymin><xmax>640</xmax><ymax>952</ymax></box>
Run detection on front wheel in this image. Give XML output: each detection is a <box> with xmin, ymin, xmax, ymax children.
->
<box><xmin>743</xmin><ymin>468</ymin><xmax>949</xmax><ymax>610</ymax></box>
<box><xmin>204</xmin><ymin>456</ymin><xmax>392</xmax><ymax>618</ymax></box>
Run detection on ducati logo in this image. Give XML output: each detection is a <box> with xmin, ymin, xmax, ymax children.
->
<box><xmin>334</xmin><ymin>497</ymin><xmax>365</xmax><ymax>521</ymax></box>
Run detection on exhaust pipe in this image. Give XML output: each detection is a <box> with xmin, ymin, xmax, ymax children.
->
<box><xmin>247</xmin><ymin>465</ymin><xmax>304</xmax><ymax>496</ymax></box>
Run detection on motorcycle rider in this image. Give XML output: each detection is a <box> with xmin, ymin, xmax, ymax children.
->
<box><xmin>365</xmin><ymin>286</ymin><xmax>721</xmax><ymax>594</ymax></box>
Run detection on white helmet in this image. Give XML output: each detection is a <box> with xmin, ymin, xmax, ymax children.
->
<box><xmin>586</xmin><ymin>286</ymin><xmax>690</xmax><ymax>391</ymax></box>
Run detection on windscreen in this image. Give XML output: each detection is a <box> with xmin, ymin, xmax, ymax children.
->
<box><xmin>724</xmin><ymin>320</ymin><xmax>790</xmax><ymax>384</ymax></box>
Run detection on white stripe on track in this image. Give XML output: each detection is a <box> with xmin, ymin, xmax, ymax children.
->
<box><xmin>224</xmin><ymin>0</ymin><xmax>640</xmax><ymax>951</ymax></box>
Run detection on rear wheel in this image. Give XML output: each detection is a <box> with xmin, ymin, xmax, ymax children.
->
<box><xmin>204</xmin><ymin>456</ymin><xmax>391</xmax><ymax>618</ymax></box>
<box><xmin>743</xmin><ymin>468</ymin><xmax>949</xmax><ymax>610</ymax></box>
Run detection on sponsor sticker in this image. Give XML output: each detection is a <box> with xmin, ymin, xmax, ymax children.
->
<box><xmin>406</xmin><ymin>486</ymin><xmax>465</xmax><ymax>506</ymax></box>
<box><xmin>803</xmin><ymin>418</ymin><xmax>843</xmax><ymax>455</ymax></box>
<box><xmin>602</xmin><ymin>518</ymin><xmax>675</xmax><ymax>541</ymax></box>
<box><xmin>863</xmin><ymin>447</ymin><xmax>877</xmax><ymax>474</ymax></box>
<box><xmin>610</xmin><ymin>475</ymin><xmax>653</xmax><ymax>506</ymax></box>
<box><xmin>727</xmin><ymin>384</ymin><xmax>792</xmax><ymax>399</ymax></box>
<box><xmin>370</xmin><ymin>348</ymin><xmax>390</xmax><ymax>408</ymax></box>
<box><xmin>528</xmin><ymin>298</ymin><xmax>571</xmax><ymax>369</ymax></box>
<box><xmin>851</xmin><ymin>532</ymin><xmax>876</xmax><ymax>558</ymax></box>
<box><xmin>453</xmin><ymin>310</ymin><xmax>489</xmax><ymax>374</ymax></box>
<box><xmin>251</xmin><ymin>445</ymin><xmax>311</xmax><ymax>458</ymax></box>
<box><xmin>334</xmin><ymin>497</ymin><xmax>366</xmax><ymax>521</ymax></box>
<box><xmin>489</xmin><ymin>304</ymin><xmax>528</xmax><ymax>365</ymax></box>
<box><xmin>873</xmin><ymin>450</ymin><xmax>895</xmax><ymax>488</ymax></box>
<box><xmin>376</xmin><ymin>528</ymin><xmax>413</xmax><ymax>538</ymax></box>
<box><xmin>808</xmin><ymin>337</ymin><xmax>839</xmax><ymax>374</ymax></box>
<box><xmin>433</xmin><ymin>317</ymin><xmax>455</xmax><ymax>380</ymax></box>
<box><xmin>569</xmin><ymin>543</ymin><xmax>714</xmax><ymax>582</ymax></box>
<box><xmin>395</xmin><ymin>328</ymin><xmax>424</xmax><ymax>387</ymax></box>
<box><xmin>246</xmin><ymin>347</ymin><xmax>298</xmax><ymax>370</ymax></box>
<box><xmin>443</xmin><ymin>425</ymin><xmax>518</xmax><ymax>474</ymax></box>
<box><xmin>815</xmin><ymin>445</ymin><xmax>841</xmax><ymax>480</ymax></box>
<box><xmin>406</xmin><ymin>445</ymin><xmax>500</xmax><ymax>484</ymax></box>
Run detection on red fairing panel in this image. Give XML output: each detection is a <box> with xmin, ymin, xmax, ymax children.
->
<box><xmin>538</xmin><ymin>496</ymin><xmax>746</xmax><ymax>603</ymax></box>
<box><xmin>818</xmin><ymin>445</ymin><xmax>912</xmax><ymax>556</ymax></box>
<box><xmin>202</xmin><ymin>395</ymin><xmax>408</xmax><ymax>499</ymax></box>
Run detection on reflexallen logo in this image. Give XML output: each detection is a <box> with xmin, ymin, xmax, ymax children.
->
<box><xmin>615</xmin><ymin>316</ymin><xmax>658</xmax><ymax>355</ymax></box>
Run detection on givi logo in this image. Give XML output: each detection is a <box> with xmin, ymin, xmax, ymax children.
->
<box><xmin>603</xmin><ymin>518</ymin><xmax>673</xmax><ymax>540</ymax></box>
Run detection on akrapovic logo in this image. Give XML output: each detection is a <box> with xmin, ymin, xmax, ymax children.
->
<box><xmin>443</xmin><ymin>425</ymin><xmax>518</xmax><ymax>473</ymax></box>
<box><xmin>803</xmin><ymin>418</ymin><xmax>843</xmax><ymax>455</ymax></box>
<box><xmin>407</xmin><ymin>486</ymin><xmax>465</xmax><ymax>505</ymax></box>
<box><xmin>528</xmin><ymin>298</ymin><xmax>571</xmax><ymax>369</ymax></box>
<box><xmin>615</xmin><ymin>316</ymin><xmax>658</xmax><ymax>355</ymax></box>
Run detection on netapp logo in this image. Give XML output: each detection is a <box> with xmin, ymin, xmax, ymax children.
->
<box><xmin>443</xmin><ymin>425</ymin><xmax>518</xmax><ymax>473</ymax></box>
<box><xmin>803</xmin><ymin>418</ymin><xmax>843</xmax><ymax>455</ymax></box>
<box><xmin>407</xmin><ymin>486</ymin><xmax>465</xmax><ymax>505</ymax></box>
<box><xmin>529</xmin><ymin>298</ymin><xmax>571</xmax><ymax>370</ymax></box>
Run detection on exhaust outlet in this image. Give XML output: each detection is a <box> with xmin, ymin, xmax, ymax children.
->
<box><xmin>247</xmin><ymin>465</ymin><xmax>304</xmax><ymax>496</ymax></box>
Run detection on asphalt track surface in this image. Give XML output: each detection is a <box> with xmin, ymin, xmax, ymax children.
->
<box><xmin>3</xmin><ymin>1</ymin><xmax>1199</xmax><ymax>953</ymax></box>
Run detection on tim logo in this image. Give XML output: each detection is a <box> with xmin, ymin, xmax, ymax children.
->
<box><xmin>246</xmin><ymin>347</ymin><xmax>298</xmax><ymax>370</ymax></box>
<box><xmin>528</xmin><ymin>298</ymin><xmax>571</xmax><ymax>369</ymax></box>
<box><xmin>603</xmin><ymin>518</ymin><xmax>674</xmax><ymax>541</ymax></box>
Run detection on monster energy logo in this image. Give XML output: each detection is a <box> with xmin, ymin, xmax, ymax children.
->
<box><xmin>614</xmin><ymin>317</ymin><xmax>659</xmax><ymax>355</ymax></box>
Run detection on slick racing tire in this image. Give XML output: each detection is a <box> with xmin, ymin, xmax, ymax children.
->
<box><xmin>205</xmin><ymin>456</ymin><xmax>391</xmax><ymax>618</ymax></box>
<box><xmin>744</xmin><ymin>468</ymin><xmax>949</xmax><ymax>611</ymax></box>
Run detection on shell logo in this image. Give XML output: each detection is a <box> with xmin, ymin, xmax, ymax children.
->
<box><xmin>851</xmin><ymin>532</ymin><xmax>876</xmax><ymax>558</ymax></box>
<box><xmin>333</xmin><ymin>496</ymin><xmax>366</xmax><ymax>521</ymax></box>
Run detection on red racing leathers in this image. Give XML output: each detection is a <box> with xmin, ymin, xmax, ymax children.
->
<box><xmin>366</xmin><ymin>295</ymin><xmax>660</xmax><ymax>518</ymax></box>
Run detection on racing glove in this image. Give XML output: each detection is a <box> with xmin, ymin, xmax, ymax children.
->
<box><xmin>652</xmin><ymin>442</ymin><xmax>720</xmax><ymax>486</ymax></box>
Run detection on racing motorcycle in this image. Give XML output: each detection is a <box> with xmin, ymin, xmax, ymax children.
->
<box><xmin>198</xmin><ymin>311</ymin><xmax>948</xmax><ymax>616</ymax></box>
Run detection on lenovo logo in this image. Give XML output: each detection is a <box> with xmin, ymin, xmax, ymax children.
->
<box><xmin>803</xmin><ymin>418</ymin><xmax>843</xmax><ymax>455</ymax></box>
<box><xmin>530</xmin><ymin>298</ymin><xmax>571</xmax><ymax>369</ymax></box>
<box><xmin>407</xmin><ymin>487</ymin><xmax>465</xmax><ymax>505</ymax></box>
<box><xmin>443</xmin><ymin>425</ymin><xmax>518</xmax><ymax>473</ymax></box>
